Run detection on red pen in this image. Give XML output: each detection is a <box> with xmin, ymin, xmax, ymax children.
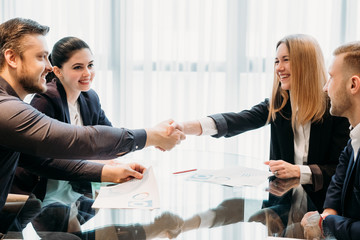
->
<box><xmin>172</xmin><ymin>169</ymin><xmax>197</xmax><ymax>174</ymax></box>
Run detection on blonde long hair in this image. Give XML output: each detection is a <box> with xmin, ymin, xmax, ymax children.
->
<box><xmin>267</xmin><ymin>34</ymin><xmax>327</xmax><ymax>129</ymax></box>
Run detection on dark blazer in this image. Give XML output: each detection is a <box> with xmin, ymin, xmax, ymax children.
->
<box><xmin>13</xmin><ymin>79</ymin><xmax>112</xmax><ymax>200</ymax></box>
<box><xmin>209</xmin><ymin>98</ymin><xmax>350</xmax><ymax>211</ymax></box>
<box><xmin>323</xmin><ymin>140</ymin><xmax>360</xmax><ymax>240</ymax></box>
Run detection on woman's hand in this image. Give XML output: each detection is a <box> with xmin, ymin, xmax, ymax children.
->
<box><xmin>264</xmin><ymin>160</ymin><xmax>300</xmax><ymax>179</ymax></box>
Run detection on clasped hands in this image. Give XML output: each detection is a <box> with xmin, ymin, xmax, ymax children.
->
<box><xmin>102</xmin><ymin>120</ymin><xmax>186</xmax><ymax>184</ymax></box>
<box><xmin>146</xmin><ymin>119</ymin><xmax>186</xmax><ymax>151</ymax></box>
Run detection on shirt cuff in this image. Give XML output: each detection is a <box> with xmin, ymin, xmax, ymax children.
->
<box><xmin>198</xmin><ymin>210</ymin><xmax>216</xmax><ymax>228</ymax></box>
<box><xmin>132</xmin><ymin>129</ymin><xmax>147</xmax><ymax>150</ymax></box>
<box><xmin>298</xmin><ymin>165</ymin><xmax>312</xmax><ymax>184</ymax></box>
<box><xmin>198</xmin><ymin>117</ymin><xmax>218</xmax><ymax>136</ymax></box>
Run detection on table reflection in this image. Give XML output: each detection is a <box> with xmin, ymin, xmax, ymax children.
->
<box><xmin>4</xmin><ymin>150</ymin><xmax>310</xmax><ymax>239</ymax></box>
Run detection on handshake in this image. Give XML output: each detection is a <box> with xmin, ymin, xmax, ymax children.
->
<box><xmin>101</xmin><ymin>120</ymin><xmax>199</xmax><ymax>184</ymax></box>
<box><xmin>145</xmin><ymin>119</ymin><xmax>188</xmax><ymax>151</ymax></box>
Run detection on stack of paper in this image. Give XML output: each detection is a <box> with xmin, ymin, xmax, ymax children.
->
<box><xmin>92</xmin><ymin>166</ymin><xmax>160</xmax><ymax>209</ymax></box>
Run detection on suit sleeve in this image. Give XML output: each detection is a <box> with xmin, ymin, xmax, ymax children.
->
<box><xmin>323</xmin><ymin>215</ymin><xmax>360</xmax><ymax>240</ymax></box>
<box><xmin>323</xmin><ymin>141</ymin><xmax>352</xmax><ymax>214</ymax></box>
<box><xmin>0</xmin><ymin>95</ymin><xmax>146</xmax><ymax>159</ymax></box>
<box><xmin>209</xmin><ymin>100</ymin><xmax>269</xmax><ymax>138</ymax></box>
<box><xmin>17</xmin><ymin>89</ymin><xmax>112</xmax><ymax>183</ymax></box>
<box><xmin>321</xmin><ymin>142</ymin><xmax>357</xmax><ymax>239</ymax></box>
<box><xmin>18</xmin><ymin>156</ymin><xmax>103</xmax><ymax>182</ymax></box>
<box><xmin>30</xmin><ymin>92</ymin><xmax>58</xmax><ymax>118</ymax></box>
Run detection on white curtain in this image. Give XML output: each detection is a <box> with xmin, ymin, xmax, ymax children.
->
<box><xmin>1</xmin><ymin>0</ymin><xmax>359</xmax><ymax>161</ymax></box>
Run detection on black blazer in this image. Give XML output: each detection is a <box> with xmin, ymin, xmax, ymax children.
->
<box><xmin>323</xmin><ymin>140</ymin><xmax>360</xmax><ymax>240</ymax></box>
<box><xmin>209</xmin><ymin>98</ymin><xmax>350</xmax><ymax>211</ymax></box>
<box><xmin>13</xmin><ymin>79</ymin><xmax>112</xmax><ymax>200</ymax></box>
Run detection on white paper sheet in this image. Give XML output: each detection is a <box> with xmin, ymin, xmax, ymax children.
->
<box><xmin>22</xmin><ymin>222</ymin><xmax>41</xmax><ymax>240</ymax></box>
<box><xmin>92</xmin><ymin>166</ymin><xmax>160</xmax><ymax>209</ymax></box>
<box><xmin>186</xmin><ymin>166</ymin><xmax>272</xmax><ymax>187</ymax></box>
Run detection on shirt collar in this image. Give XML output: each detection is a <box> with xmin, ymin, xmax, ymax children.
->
<box><xmin>0</xmin><ymin>76</ymin><xmax>20</xmax><ymax>98</ymax></box>
<box><xmin>350</xmin><ymin>123</ymin><xmax>360</xmax><ymax>159</ymax></box>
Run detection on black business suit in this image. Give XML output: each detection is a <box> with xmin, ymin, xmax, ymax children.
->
<box><xmin>323</xmin><ymin>140</ymin><xmax>360</xmax><ymax>240</ymax></box>
<box><xmin>209</xmin><ymin>98</ymin><xmax>349</xmax><ymax>211</ymax></box>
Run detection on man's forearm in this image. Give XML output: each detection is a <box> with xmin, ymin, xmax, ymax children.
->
<box><xmin>0</xmin><ymin>98</ymin><xmax>146</xmax><ymax>159</ymax></box>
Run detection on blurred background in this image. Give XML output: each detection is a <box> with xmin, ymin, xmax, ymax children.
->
<box><xmin>1</xmin><ymin>0</ymin><xmax>358</xmax><ymax>175</ymax></box>
<box><xmin>2</xmin><ymin>1</ymin><xmax>359</xmax><ymax>238</ymax></box>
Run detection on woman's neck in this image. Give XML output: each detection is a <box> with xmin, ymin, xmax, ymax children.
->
<box><xmin>63</xmin><ymin>86</ymin><xmax>80</xmax><ymax>105</ymax></box>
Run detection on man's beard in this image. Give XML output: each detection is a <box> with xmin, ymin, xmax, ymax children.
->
<box><xmin>330</xmin><ymin>86</ymin><xmax>351</xmax><ymax>117</ymax></box>
<box><xmin>18</xmin><ymin>69</ymin><xmax>46</xmax><ymax>94</ymax></box>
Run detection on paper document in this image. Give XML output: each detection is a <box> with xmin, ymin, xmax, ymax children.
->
<box><xmin>187</xmin><ymin>166</ymin><xmax>272</xmax><ymax>187</ymax></box>
<box><xmin>92</xmin><ymin>166</ymin><xmax>160</xmax><ymax>209</ymax></box>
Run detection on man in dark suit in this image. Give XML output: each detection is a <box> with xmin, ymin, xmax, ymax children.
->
<box><xmin>301</xmin><ymin>42</ymin><xmax>360</xmax><ymax>240</ymax></box>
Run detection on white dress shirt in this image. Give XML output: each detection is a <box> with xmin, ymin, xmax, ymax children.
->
<box><xmin>350</xmin><ymin>123</ymin><xmax>360</xmax><ymax>161</ymax></box>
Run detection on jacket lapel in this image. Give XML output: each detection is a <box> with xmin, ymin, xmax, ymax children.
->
<box><xmin>278</xmin><ymin>99</ymin><xmax>295</xmax><ymax>163</ymax></box>
<box><xmin>56</xmin><ymin>81</ymin><xmax>71</xmax><ymax>124</ymax></box>
<box><xmin>342</xmin><ymin>150</ymin><xmax>357</xmax><ymax>212</ymax></box>
<box><xmin>308</xmin><ymin>122</ymin><xmax>321</xmax><ymax>164</ymax></box>
<box><xmin>78</xmin><ymin>94</ymin><xmax>91</xmax><ymax>126</ymax></box>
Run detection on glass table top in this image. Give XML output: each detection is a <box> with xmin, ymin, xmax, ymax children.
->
<box><xmin>2</xmin><ymin>149</ymin><xmax>306</xmax><ymax>240</ymax></box>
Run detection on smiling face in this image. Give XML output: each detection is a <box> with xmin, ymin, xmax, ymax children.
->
<box><xmin>275</xmin><ymin>43</ymin><xmax>291</xmax><ymax>90</ymax></box>
<box><xmin>17</xmin><ymin>34</ymin><xmax>52</xmax><ymax>96</ymax></box>
<box><xmin>55</xmin><ymin>48</ymin><xmax>95</xmax><ymax>102</ymax></box>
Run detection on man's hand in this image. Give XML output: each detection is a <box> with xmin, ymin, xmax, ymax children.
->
<box><xmin>169</xmin><ymin>121</ymin><xmax>184</xmax><ymax>134</ymax></box>
<box><xmin>265</xmin><ymin>160</ymin><xmax>300</xmax><ymax>179</ymax></box>
<box><xmin>301</xmin><ymin>211</ymin><xmax>322</xmax><ymax>240</ymax></box>
<box><xmin>146</xmin><ymin>119</ymin><xmax>186</xmax><ymax>151</ymax></box>
<box><xmin>101</xmin><ymin>162</ymin><xmax>146</xmax><ymax>183</ymax></box>
<box><xmin>267</xmin><ymin>177</ymin><xmax>300</xmax><ymax>196</ymax></box>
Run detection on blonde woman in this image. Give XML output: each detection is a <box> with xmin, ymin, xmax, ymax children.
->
<box><xmin>170</xmin><ymin>34</ymin><xmax>350</xmax><ymax>237</ymax></box>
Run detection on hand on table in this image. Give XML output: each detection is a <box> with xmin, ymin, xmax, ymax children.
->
<box><xmin>101</xmin><ymin>162</ymin><xmax>146</xmax><ymax>183</ymax></box>
<box><xmin>265</xmin><ymin>160</ymin><xmax>300</xmax><ymax>179</ymax></box>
